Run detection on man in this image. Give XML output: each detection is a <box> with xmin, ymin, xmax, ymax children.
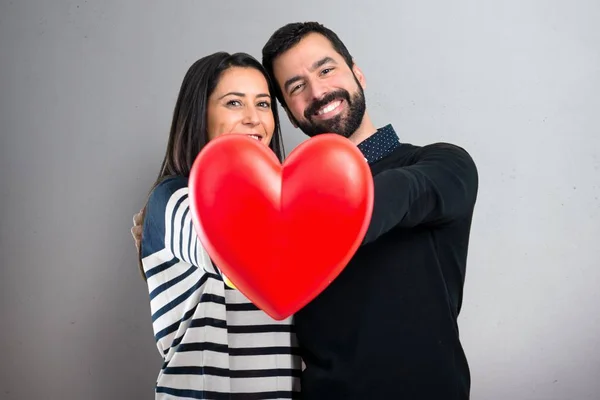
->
<box><xmin>260</xmin><ymin>22</ymin><xmax>478</xmax><ymax>399</ymax></box>
<box><xmin>133</xmin><ymin>22</ymin><xmax>478</xmax><ymax>399</ymax></box>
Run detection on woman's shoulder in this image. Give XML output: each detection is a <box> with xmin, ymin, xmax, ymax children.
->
<box><xmin>142</xmin><ymin>175</ymin><xmax>190</xmax><ymax>252</ymax></box>
<box><xmin>148</xmin><ymin>175</ymin><xmax>189</xmax><ymax>205</ymax></box>
<box><xmin>144</xmin><ymin>176</ymin><xmax>190</xmax><ymax>221</ymax></box>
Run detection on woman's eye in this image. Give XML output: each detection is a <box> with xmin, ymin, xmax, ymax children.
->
<box><xmin>227</xmin><ymin>100</ymin><xmax>242</xmax><ymax>107</ymax></box>
<box><xmin>257</xmin><ymin>101</ymin><xmax>270</xmax><ymax>108</ymax></box>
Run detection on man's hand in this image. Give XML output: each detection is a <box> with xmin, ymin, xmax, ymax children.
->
<box><xmin>131</xmin><ymin>209</ymin><xmax>143</xmax><ymax>252</ymax></box>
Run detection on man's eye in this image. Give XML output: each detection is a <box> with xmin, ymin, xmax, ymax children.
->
<box><xmin>291</xmin><ymin>83</ymin><xmax>304</xmax><ymax>94</ymax></box>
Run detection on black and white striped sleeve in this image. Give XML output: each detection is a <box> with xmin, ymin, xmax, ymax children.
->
<box><xmin>140</xmin><ymin>176</ymin><xmax>219</xmax><ymax>355</ymax></box>
<box><xmin>141</xmin><ymin>176</ymin><xmax>217</xmax><ymax>275</ymax></box>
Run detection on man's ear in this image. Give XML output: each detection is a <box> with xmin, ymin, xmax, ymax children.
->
<box><xmin>284</xmin><ymin>106</ymin><xmax>298</xmax><ymax>128</ymax></box>
<box><xmin>352</xmin><ymin>62</ymin><xmax>366</xmax><ymax>90</ymax></box>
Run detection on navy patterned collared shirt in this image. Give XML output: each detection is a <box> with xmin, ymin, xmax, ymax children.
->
<box><xmin>357</xmin><ymin>124</ymin><xmax>401</xmax><ymax>164</ymax></box>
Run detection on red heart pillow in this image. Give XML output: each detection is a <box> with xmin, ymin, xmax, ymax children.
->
<box><xmin>188</xmin><ymin>133</ymin><xmax>373</xmax><ymax>320</ymax></box>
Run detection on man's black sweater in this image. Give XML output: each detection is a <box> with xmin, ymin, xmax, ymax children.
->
<box><xmin>295</xmin><ymin>136</ymin><xmax>479</xmax><ymax>399</ymax></box>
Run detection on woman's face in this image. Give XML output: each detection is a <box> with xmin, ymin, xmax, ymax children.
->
<box><xmin>207</xmin><ymin>67</ymin><xmax>275</xmax><ymax>146</ymax></box>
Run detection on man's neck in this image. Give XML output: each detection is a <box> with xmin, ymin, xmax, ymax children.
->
<box><xmin>348</xmin><ymin>112</ymin><xmax>378</xmax><ymax>146</ymax></box>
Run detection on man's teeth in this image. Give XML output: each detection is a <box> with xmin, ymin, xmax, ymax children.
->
<box><xmin>317</xmin><ymin>101</ymin><xmax>341</xmax><ymax>116</ymax></box>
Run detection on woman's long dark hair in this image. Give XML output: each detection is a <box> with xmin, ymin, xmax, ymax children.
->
<box><xmin>137</xmin><ymin>52</ymin><xmax>285</xmax><ymax>278</ymax></box>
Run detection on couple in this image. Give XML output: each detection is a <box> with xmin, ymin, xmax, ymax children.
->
<box><xmin>131</xmin><ymin>21</ymin><xmax>479</xmax><ymax>399</ymax></box>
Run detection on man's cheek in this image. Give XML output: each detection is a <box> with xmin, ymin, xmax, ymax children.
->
<box><xmin>293</xmin><ymin>108</ymin><xmax>306</xmax><ymax>122</ymax></box>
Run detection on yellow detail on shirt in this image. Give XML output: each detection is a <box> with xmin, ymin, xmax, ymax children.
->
<box><xmin>223</xmin><ymin>274</ymin><xmax>237</xmax><ymax>290</ymax></box>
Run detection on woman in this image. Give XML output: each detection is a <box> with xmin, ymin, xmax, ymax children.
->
<box><xmin>136</xmin><ymin>52</ymin><xmax>301</xmax><ymax>399</ymax></box>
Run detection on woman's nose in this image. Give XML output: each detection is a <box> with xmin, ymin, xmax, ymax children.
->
<box><xmin>242</xmin><ymin>106</ymin><xmax>260</xmax><ymax>126</ymax></box>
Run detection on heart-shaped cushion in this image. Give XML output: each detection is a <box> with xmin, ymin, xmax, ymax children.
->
<box><xmin>188</xmin><ymin>133</ymin><xmax>373</xmax><ymax>320</ymax></box>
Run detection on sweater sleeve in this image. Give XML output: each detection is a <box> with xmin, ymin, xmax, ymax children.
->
<box><xmin>140</xmin><ymin>176</ymin><xmax>218</xmax><ymax>356</ymax></box>
<box><xmin>141</xmin><ymin>176</ymin><xmax>214</xmax><ymax>272</ymax></box>
<box><xmin>362</xmin><ymin>143</ymin><xmax>478</xmax><ymax>245</ymax></box>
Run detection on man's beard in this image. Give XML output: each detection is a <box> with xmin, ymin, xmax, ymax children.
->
<box><xmin>292</xmin><ymin>80</ymin><xmax>366</xmax><ymax>139</ymax></box>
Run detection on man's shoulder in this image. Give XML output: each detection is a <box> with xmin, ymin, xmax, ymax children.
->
<box><xmin>396</xmin><ymin>140</ymin><xmax>471</xmax><ymax>153</ymax></box>
<box><xmin>384</xmin><ymin>141</ymin><xmax>474</xmax><ymax>163</ymax></box>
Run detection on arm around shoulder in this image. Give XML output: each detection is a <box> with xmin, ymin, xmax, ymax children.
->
<box><xmin>362</xmin><ymin>143</ymin><xmax>478</xmax><ymax>245</ymax></box>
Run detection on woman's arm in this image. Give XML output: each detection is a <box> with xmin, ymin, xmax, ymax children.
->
<box><xmin>141</xmin><ymin>176</ymin><xmax>218</xmax><ymax>356</ymax></box>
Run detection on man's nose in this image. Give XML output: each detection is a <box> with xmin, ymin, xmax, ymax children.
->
<box><xmin>308</xmin><ymin>79</ymin><xmax>329</xmax><ymax>103</ymax></box>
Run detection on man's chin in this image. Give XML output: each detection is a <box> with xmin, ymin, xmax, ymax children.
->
<box><xmin>302</xmin><ymin>127</ymin><xmax>349</xmax><ymax>138</ymax></box>
<box><xmin>300</xmin><ymin>120</ymin><xmax>351</xmax><ymax>138</ymax></box>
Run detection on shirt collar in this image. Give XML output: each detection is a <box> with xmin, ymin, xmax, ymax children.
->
<box><xmin>357</xmin><ymin>124</ymin><xmax>401</xmax><ymax>164</ymax></box>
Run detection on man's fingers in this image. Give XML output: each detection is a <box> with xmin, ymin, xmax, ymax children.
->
<box><xmin>133</xmin><ymin>210</ymin><xmax>143</xmax><ymax>226</ymax></box>
<box><xmin>131</xmin><ymin>225</ymin><xmax>142</xmax><ymax>249</ymax></box>
<box><xmin>131</xmin><ymin>225</ymin><xmax>142</xmax><ymax>238</ymax></box>
<box><xmin>131</xmin><ymin>209</ymin><xmax>144</xmax><ymax>253</ymax></box>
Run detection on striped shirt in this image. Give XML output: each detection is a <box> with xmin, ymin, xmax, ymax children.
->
<box><xmin>141</xmin><ymin>176</ymin><xmax>302</xmax><ymax>399</ymax></box>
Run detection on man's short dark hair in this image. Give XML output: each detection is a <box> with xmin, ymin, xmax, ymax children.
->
<box><xmin>262</xmin><ymin>22</ymin><xmax>354</xmax><ymax>107</ymax></box>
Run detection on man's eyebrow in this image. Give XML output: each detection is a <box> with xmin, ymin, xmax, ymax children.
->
<box><xmin>283</xmin><ymin>56</ymin><xmax>337</xmax><ymax>93</ymax></box>
<box><xmin>284</xmin><ymin>76</ymin><xmax>302</xmax><ymax>93</ymax></box>
<box><xmin>311</xmin><ymin>56</ymin><xmax>336</xmax><ymax>71</ymax></box>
